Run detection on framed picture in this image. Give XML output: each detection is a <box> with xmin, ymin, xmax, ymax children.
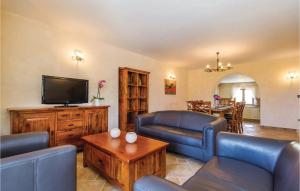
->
<box><xmin>165</xmin><ymin>79</ymin><xmax>176</xmax><ymax>95</ymax></box>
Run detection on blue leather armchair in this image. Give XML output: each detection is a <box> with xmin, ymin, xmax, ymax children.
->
<box><xmin>136</xmin><ymin>110</ymin><xmax>227</xmax><ymax>162</ymax></box>
<box><xmin>0</xmin><ymin>132</ymin><xmax>77</xmax><ymax>191</ymax></box>
<box><xmin>134</xmin><ymin>132</ymin><xmax>300</xmax><ymax>191</ymax></box>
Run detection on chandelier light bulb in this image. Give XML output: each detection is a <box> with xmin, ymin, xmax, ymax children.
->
<box><xmin>204</xmin><ymin>52</ymin><xmax>233</xmax><ymax>72</ymax></box>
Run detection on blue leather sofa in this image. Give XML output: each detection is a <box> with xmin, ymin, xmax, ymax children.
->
<box><xmin>136</xmin><ymin>110</ymin><xmax>227</xmax><ymax>162</ymax></box>
<box><xmin>134</xmin><ymin>132</ymin><xmax>300</xmax><ymax>191</ymax></box>
<box><xmin>0</xmin><ymin>132</ymin><xmax>77</xmax><ymax>191</ymax></box>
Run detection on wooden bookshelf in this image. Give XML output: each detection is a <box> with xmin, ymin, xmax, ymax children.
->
<box><xmin>119</xmin><ymin>67</ymin><xmax>150</xmax><ymax>132</ymax></box>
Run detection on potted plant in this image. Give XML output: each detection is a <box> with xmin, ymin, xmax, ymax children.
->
<box><xmin>91</xmin><ymin>80</ymin><xmax>106</xmax><ymax>106</ymax></box>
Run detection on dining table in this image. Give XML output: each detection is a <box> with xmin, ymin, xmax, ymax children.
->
<box><xmin>211</xmin><ymin>105</ymin><xmax>233</xmax><ymax>117</ymax></box>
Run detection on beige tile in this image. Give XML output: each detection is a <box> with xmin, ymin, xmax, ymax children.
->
<box><xmin>77</xmin><ymin>152</ymin><xmax>203</xmax><ymax>190</ymax></box>
<box><xmin>242</xmin><ymin>121</ymin><xmax>299</xmax><ymax>141</ymax></box>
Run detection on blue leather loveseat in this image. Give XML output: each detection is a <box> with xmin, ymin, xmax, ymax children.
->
<box><xmin>134</xmin><ymin>132</ymin><xmax>300</xmax><ymax>191</ymax></box>
<box><xmin>0</xmin><ymin>132</ymin><xmax>77</xmax><ymax>191</ymax></box>
<box><xmin>136</xmin><ymin>110</ymin><xmax>227</xmax><ymax>162</ymax></box>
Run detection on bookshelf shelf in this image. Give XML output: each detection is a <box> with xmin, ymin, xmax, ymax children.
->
<box><xmin>119</xmin><ymin>67</ymin><xmax>150</xmax><ymax>132</ymax></box>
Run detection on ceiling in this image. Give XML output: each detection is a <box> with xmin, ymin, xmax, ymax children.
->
<box><xmin>2</xmin><ymin>0</ymin><xmax>299</xmax><ymax>68</ymax></box>
<box><xmin>220</xmin><ymin>74</ymin><xmax>255</xmax><ymax>84</ymax></box>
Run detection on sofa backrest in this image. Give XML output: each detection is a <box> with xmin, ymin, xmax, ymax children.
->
<box><xmin>153</xmin><ymin>111</ymin><xmax>182</xmax><ymax>128</ymax></box>
<box><xmin>180</xmin><ymin>111</ymin><xmax>216</xmax><ymax>131</ymax></box>
<box><xmin>217</xmin><ymin>132</ymin><xmax>289</xmax><ymax>173</ymax></box>
<box><xmin>153</xmin><ymin>110</ymin><xmax>216</xmax><ymax>131</ymax></box>
<box><xmin>274</xmin><ymin>142</ymin><xmax>299</xmax><ymax>191</ymax></box>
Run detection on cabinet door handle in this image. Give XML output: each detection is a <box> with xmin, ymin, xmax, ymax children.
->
<box><xmin>68</xmin><ymin>124</ymin><xmax>74</xmax><ymax>127</ymax></box>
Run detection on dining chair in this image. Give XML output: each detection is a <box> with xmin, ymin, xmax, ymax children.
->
<box><xmin>194</xmin><ymin>101</ymin><xmax>212</xmax><ymax>114</ymax></box>
<box><xmin>186</xmin><ymin>100</ymin><xmax>203</xmax><ymax>111</ymax></box>
<box><xmin>236</xmin><ymin>102</ymin><xmax>246</xmax><ymax>133</ymax></box>
<box><xmin>225</xmin><ymin>102</ymin><xmax>245</xmax><ymax>133</ymax></box>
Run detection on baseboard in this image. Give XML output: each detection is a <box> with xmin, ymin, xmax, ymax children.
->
<box><xmin>243</xmin><ymin>118</ymin><xmax>260</xmax><ymax>123</ymax></box>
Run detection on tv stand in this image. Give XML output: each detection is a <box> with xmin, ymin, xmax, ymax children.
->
<box><xmin>54</xmin><ymin>105</ymin><xmax>79</xmax><ymax>108</ymax></box>
<box><xmin>8</xmin><ymin>105</ymin><xmax>109</xmax><ymax>148</ymax></box>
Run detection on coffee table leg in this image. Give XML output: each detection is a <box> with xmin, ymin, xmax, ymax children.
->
<box><xmin>121</xmin><ymin>148</ymin><xmax>167</xmax><ymax>191</ymax></box>
<box><xmin>160</xmin><ymin>149</ymin><xmax>167</xmax><ymax>177</ymax></box>
<box><xmin>82</xmin><ymin>143</ymin><xmax>89</xmax><ymax>167</ymax></box>
<box><xmin>121</xmin><ymin>162</ymin><xmax>132</xmax><ymax>191</ymax></box>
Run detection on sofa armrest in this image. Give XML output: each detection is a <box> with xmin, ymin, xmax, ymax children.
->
<box><xmin>135</xmin><ymin>113</ymin><xmax>156</xmax><ymax>132</ymax></box>
<box><xmin>134</xmin><ymin>176</ymin><xmax>188</xmax><ymax>191</ymax></box>
<box><xmin>200</xmin><ymin>118</ymin><xmax>226</xmax><ymax>161</ymax></box>
<box><xmin>205</xmin><ymin>117</ymin><xmax>227</xmax><ymax>134</ymax></box>
<box><xmin>217</xmin><ymin>132</ymin><xmax>289</xmax><ymax>173</ymax></box>
<box><xmin>0</xmin><ymin>132</ymin><xmax>49</xmax><ymax>158</ymax></box>
<box><xmin>1</xmin><ymin>145</ymin><xmax>77</xmax><ymax>191</ymax></box>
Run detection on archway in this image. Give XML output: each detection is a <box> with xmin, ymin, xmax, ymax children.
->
<box><xmin>214</xmin><ymin>74</ymin><xmax>261</xmax><ymax>131</ymax></box>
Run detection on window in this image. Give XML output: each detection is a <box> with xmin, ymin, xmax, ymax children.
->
<box><xmin>232</xmin><ymin>87</ymin><xmax>255</xmax><ymax>104</ymax></box>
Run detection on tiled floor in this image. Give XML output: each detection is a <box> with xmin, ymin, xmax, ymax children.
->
<box><xmin>77</xmin><ymin>121</ymin><xmax>299</xmax><ymax>190</ymax></box>
<box><xmin>77</xmin><ymin>152</ymin><xmax>203</xmax><ymax>191</ymax></box>
<box><xmin>242</xmin><ymin>121</ymin><xmax>299</xmax><ymax>141</ymax></box>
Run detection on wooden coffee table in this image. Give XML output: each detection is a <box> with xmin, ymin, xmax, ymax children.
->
<box><xmin>82</xmin><ymin>132</ymin><xmax>169</xmax><ymax>191</ymax></box>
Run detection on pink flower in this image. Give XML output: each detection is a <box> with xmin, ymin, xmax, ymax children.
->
<box><xmin>213</xmin><ymin>94</ymin><xmax>221</xmax><ymax>100</ymax></box>
<box><xmin>98</xmin><ymin>80</ymin><xmax>106</xmax><ymax>89</ymax></box>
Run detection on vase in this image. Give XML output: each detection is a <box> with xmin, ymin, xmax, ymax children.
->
<box><xmin>110</xmin><ymin>128</ymin><xmax>121</xmax><ymax>138</ymax></box>
<box><xmin>214</xmin><ymin>100</ymin><xmax>219</xmax><ymax>107</ymax></box>
<box><xmin>125</xmin><ymin>132</ymin><xmax>137</xmax><ymax>143</ymax></box>
<box><xmin>93</xmin><ymin>99</ymin><xmax>101</xmax><ymax>106</ymax></box>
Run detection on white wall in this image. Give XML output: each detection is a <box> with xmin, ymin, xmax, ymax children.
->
<box><xmin>188</xmin><ymin>58</ymin><xmax>300</xmax><ymax>129</ymax></box>
<box><xmin>1</xmin><ymin>12</ymin><xmax>188</xmax><ymax>135</ymax></box>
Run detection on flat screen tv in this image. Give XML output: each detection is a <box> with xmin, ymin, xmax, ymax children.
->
<box><xmin>42</xmin><ymin>75</ymin><xmax>88</xmax><ymax>106</ymax></box>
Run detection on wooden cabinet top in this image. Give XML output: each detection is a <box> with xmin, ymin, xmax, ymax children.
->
<box><xmin>8</xmin><ymin>105</ymin><xmax>110</xmax><ymax>112</ymax></box>
<box><xmin>119</xmin><ymin>67</ymin><xmax>150</xmax><ymax>74</ymax></box>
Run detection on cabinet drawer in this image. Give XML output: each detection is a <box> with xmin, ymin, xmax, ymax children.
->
<box><xmin>57</xmin><ymin>112</ymin><xmax>71</xmax><ymax>121</ymax></box>
<box><xmin>56</xmin><ymin>128</ymin><xmax>83</xmax><ymax>143</ymax></box>
<box><xmin>57</xmin><ymin>120</ymin><xmax>83</xmax><ymax>130</ymax></box>
<box><xmin>92</xmin><ymin>148</ymin><xmax>111</xmax><ymax>174</ymax></box>
<box><xmin>71</xmin><ymin>111</ymin><xmax>83</xmax><ymax>120</ymax></box>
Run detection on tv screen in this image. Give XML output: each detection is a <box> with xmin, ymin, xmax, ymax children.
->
<box><xmin>42</xmin><ymin>75</ymin><xmax>88</xmax><ymax>105</ymax></box>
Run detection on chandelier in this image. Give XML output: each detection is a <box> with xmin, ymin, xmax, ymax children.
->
<box><xmin>204</xmin><ymin>52</ymin><xmax>233</xmax><ymax>72</ymax></box>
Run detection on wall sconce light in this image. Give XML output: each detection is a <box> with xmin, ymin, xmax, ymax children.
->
<box><xmin>167</xmin><ymin>73</ymin><xmax>176</xmax><ymax>80</ymax></box>
<box><xmin>287</xmin><ymin>71</ymin><xmax>299</xmax><ymax>80</ymax></box>
<box><xmin>72</xmin><ymin>49</ymin><xmax>85</xmax><ymax>64</ymax></box>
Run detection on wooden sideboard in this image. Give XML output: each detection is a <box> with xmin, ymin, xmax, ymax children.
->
<box><xmin>8</xmin><ymin>106</ymin><xmax>109</xmax><ymax>148</ymax></box>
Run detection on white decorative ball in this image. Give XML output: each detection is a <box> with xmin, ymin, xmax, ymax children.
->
<box><xmin>110</xmin><ymin>128</ymin><xmax>121</xmax><ymax>138</ymax></box>
<box><xmin>125</xmin><ymin>132</ymin><xmax>137</xmax><ymax>143</ymax></box>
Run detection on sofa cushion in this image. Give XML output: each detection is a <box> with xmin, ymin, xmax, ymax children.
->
<box><xmin>180</xmin><ymin>111</ymin><xmax>216</xmax><ymax>132</ymax></box>
<box><xmin>153</xmin><ymin>111</ymin><xmax>182</xmax><ymax>128</ymax></box>
<box><xmin>139</xmin><ymin>125</ymin><xmax>203</xmax><ymax>147</ymax></box>
<box><xmin>183</xmin><ymin>157</ymin><xmax>273</xmax><ymax>191</ymax></box>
